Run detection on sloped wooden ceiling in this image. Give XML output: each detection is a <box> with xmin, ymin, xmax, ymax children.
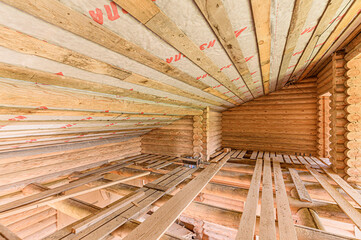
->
<box><xmin>0</xmin><ymin>0</ymin><xmax>360</xmax><ymax>149</ymax></box>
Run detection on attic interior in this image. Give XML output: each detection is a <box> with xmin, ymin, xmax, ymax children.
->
<box><xmin>1</xmin><ymin>0</ymin><xmax>361</xmax><ymax>239</ymax></box>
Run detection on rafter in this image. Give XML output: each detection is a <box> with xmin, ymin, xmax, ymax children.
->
<box><xmin>194</xmin><ymin>0</ymin><xmax>258</xmax><ymax>97</ymax></box>
<box><xmin>250</xmin><ymin>0</ymin><xmax>272</xmax><ymax>94</ymax></box>
<box><xmin>0</xmin><ymin>79</ymin><xmax>202</xmax><ymax>116</ymax></box>
<box><xmin>300</xmin><ymin>0</ymin><xmax>361</xmax><ymax>79</ymax></box>
<box><xmin>290</xmin><ymin>0</ymin><xmax>345</xmax><ymax>82</ymax></box>
<box><xmin>0</xmin><ymin>0</ymin><xmax>238</xmax><ymax>105</ymax></box>
<box><xmin>276</xmin><ymin>0</ymin><xmax>314</xmax><ymax>89</ymax></box>
<box><xmin>113</xmin><ymin>0</ymin><xmax>246</xmax><ymax>101</ymax></box>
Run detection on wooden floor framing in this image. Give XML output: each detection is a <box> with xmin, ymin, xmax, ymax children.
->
<box><xmin>1</xmin><ymin>149</ymin><xmax>361</xmax><ymax>239</ymax></box>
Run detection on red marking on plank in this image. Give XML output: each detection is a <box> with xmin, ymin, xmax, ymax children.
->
<box><xmin>89</xmin><ymin>8</ymin><xmax>103</xmax><ymax>24</ymax></box>
<box><xmin>37</xmin><ymin>106</ymin><xmax>48</xmax><ymax>110</ymax></box>
<box><xmin>55</xmin><ymin>72</ymin><xmax>64</xmax><ymax>76</ymax></box>
<box><xmin>104</xmin><ymin>2</ymin><xmax>120</xmax><ymax>21</ymax></box>
<box><xmin>251</xmin><ymin>71</ymin><xmax>256</xmax><ymax>75</ymax></box>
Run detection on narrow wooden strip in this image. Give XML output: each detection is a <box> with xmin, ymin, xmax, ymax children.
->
<box><xmin>114</xmin><ymin>0</ymin><xmax>245</xmax><ymax>100</ymax></box>
<box><xmin>290</xmin><ymin>155</ymin><xmax>301</xmax><ymax>164</ymax></box>
<box><xmin>0</xmin><ymin>173</ymin><xmax>149</xmax><ymax>218</ymax></box>
<box><xmin>235</xmin><ymin>158</ymin><xmax>263</xmax><ymax>239</ymax></box>
<box><xmin>194</xmin><ymin>0</ymin><xmax>257</xmax><ymax>96</ymax></box>
<box><xmin>72</xmin><ymin>191</ymin><xmax>145</xmax><ymax>234</ymax></box>
<box><xmin>122</xmin><ymin>153</ymin><xmax>231</xmax><ymax>240</ymax></box>
<box><xmin>0</xmin><ymin>174</ymin><xmax>103</xmax><ymax>213</ymax></box>
<box><xmin>250</xmin><ymin>151</ymin><xmax>259</xmax><ymax>160</ymax></box>
<box><xmin>270</xmin><ymin>152</ymin><xmax>276</xmax><ymax>158</ymax></box>
<box><xmin>258</xmin><ymin>151</ymin><xmax>264</xmax><ymax>159</ymax></box>
<box><xmin>313</xmin><ymin>158</ymin><xmax>361</xmax><ymax>208</ymax></box>
<box><xmin>283</xmin><ymin>155</ymin><xmax>292</xmax><ymax>164</ymax></box>
<box><xmin>237</xmin><ymin>150</ymin><xmax>247</xmax><ymax>159</ymax></box>
<box><xmin>276</xmin><ymin>0</ymin><xmax>314</xmax><ymax>89</ymax></box>
<box><xmin>306</xmin><ymin>165</ymin><xmax>361</xmax><ymax>229</ymax></box>
<box><xmin>231</xmin><ymin>150</ymin><xmax>241</xmax><ymax>158</ymax></box>
<box><xmin>273</xmin><ymin>161</ymin><xmax>298</xmax><ymax>239</ymax></box>
<box><xmin>296</xmin><ymin>156</ymin><xmax>309</xmax><ymax>165</ymax></box>
<box><xmin>289</xmin><ymin>168</ymin><xmax>312</xmax><ymax>202</ymax></box>
<box><xmin>259</xmin><ymin>158</ymin><xmax>276</xmax><ymax>240</ymax></box>
<box><xmin>250</xmin><ymin>0</ymin><xmax>271</xmax><ymax>94</ymax></box>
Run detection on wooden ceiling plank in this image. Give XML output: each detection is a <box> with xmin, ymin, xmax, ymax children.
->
<box><xmin>0</xmin><ymin>223</ymin><xmax>21</xmax><ymax>240</ymax></box>
<box><xmin>0</xmin><ymin>26</ymin><xmax>222</xmax><ymax>107</ymax></box>
<box><xmin>0</xmin><ymin>79</ymin><xmax>203</xmax><ymax>116</ymax></box>
<box><xmin>113</xmin><ymin>0</ymin><xmax>245</xmax><ymax>101</ymax></box>
<box><xmin>250</xmin><ymin>0</ymin><xmax>272</xmax><ymax>94</ymax></box>
<box><xmin>194</xmin><ymin>0</ymin><xmax>257</xmax><ymax>97</ymax></box>
<box><xmin>0</xmin><ymin>0</ymin><xmax>237</xmax><ymax>105</ymax></box>
<box><xmin>276</xmin><ymin>0</ymin><xmax>314</xmax><ymax>89</ymax></box>
<box><xmin>0</xmin><ymin>62</ymin><xmax>205</xmax><ymax>109</ymax></box>
<box><xmin>290</xmin><ymin>0</ymin><xmax>345</xmax><ymax>81</ymax></box>
<box><xmin>300</xmin><ymin>1</ymin><xmax>361</xmax><ymax>79</ymax></box>
<box><xmin>122</xmin><ymin>152</ymin><xmax>231</xmax><ymax>240</ymax></box>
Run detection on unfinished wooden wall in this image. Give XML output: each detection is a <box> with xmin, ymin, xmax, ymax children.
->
<box><xmin>344</xmin><ymin>40</ymin><xmax>361</xmax><ymax>183</ymax></box>
<box><xmin>141</xmin><ymin>117</ymin><xmax>194</xmax><ymax>157</ymax></box>
<box><xmin>201</xmin><ymin>108</ymin><xmax>222</xmax><ymax>161</ymax></box>
<box><xmin>0</xmin><ymin>136</ymin><xmax>141</xmax><ymax>192</ymax></box>
<box><xmin>329</xmin><ymin>51</ymin><xmax>348</xmax><ymax>176</ymax></box>
<box><xmin>222</xmin><ymin>79</ymin><xmax>318</xmax><ymax>155</ymax></box>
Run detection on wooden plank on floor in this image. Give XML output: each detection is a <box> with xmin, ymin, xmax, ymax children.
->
<box><xmin>236</xmin><ymin>158</ymin><xmax>263</xmax><ymax>240</ymax></box>
<box><xmin>259</xmin><ymin>158</ymin><xmax>276</xmax><ymax>240</ymax></box>
<box><xmin>312</xmin><ymin>158</ymin><xmax>361</xmax><ymax>208</ymax></box>
<box><xmin>237</xmin><ymin>150</ymin><xmax>247</xmax><ymax>159</ymax></box>
<box><xmin>296</xmin><ymin>156</ymin><xmax>309</xmax><ymax>165</ymax></box>
<box><xmin>257</xmin><ymin>151</ymin><xmax>264</xmax><ymax>159</ymax></box>
<box><xmin>306</xmin><ymin>165</ymin><xmax>361</xmax><ymax>229</ymax></box>
<box><xmin>290</xmin><ymin>155</ymin><xmax>300</xmax><ymax>164</ymax></box>
<box><xmin>283</xmin><ymin>155</ymin><xmax>292</xmax><ymax>164</ymax></box>
<box><xmin>250</xmin><ymin>151</ymin><xmax>259</xmax><ymax>160</ymax></box>
<box><xmin>231</xmin><ymin>150</ymin><xmax>241</xmax><ymax>158</ymax></box>
<box><xmin>72</xmin><ymin>191</ymin><xmax>145</xmax><ymax>234</ymax></box>
<box><xmin>270</xmin><ymin>152</ymin><xmax>276</xmax><ymax>158</ymax></box>
<box><xmin>289</xmin><ymin>168</ymin><xmax>312</xmax><ymax>202</ymax></box>
<box><xmin>122</xmin><ymin>153</ymin><xmax>232</xmax><ymax>240</ymax></box>
<box><xmin>273</xmin><ymin>161</ymin><xmax>298</xmax><ymax>240</ymax></box>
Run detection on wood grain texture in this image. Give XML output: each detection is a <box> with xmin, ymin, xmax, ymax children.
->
<box><xmin>194</xmin><ymin>0</ymin><xmax>257</xmax><ymax>96</ymax></box>
<box><xmin>250</xmin><ymin>0</ymin><xmax>271</xmax><ymax>94</ymax></box>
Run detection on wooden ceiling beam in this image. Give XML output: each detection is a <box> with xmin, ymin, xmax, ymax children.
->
<box><xmin>276</xmin><ymin>0</ymin><xmax>314</xmax><ymax>89</ymax></box>
<box><xmin>0</xmin><ymin>79</ymin><xmax>203</xmax><ymax>116</ymax></box>
<box><xmin>300</xmin><ymin>1</ymin><xmax>361</xmax><ymax>79</ymax></box>
<box><xmin>250</xmin><ymin>0</ymin><xmax>272</xmax><ymax>95</ymax></box>
<box><xmin>290</xmin><ymin>0</ymin><xmax>345</xmax><ymax>81</ymax></box>
<box><xmin>0</xmin><ymin>27</ymin><xmax>222</xmax><ymax>108</ymax></box>
<box><xmin>0</xmin><ymin>0</ymin><xmax>237</xmax><ymax>105</ymax></box>
<box><xmin>0</xmin><ymin>62</ymin><xmax>205</xmax><ymax>109</ymax></box>
<box><xmin>194</xmin><ymin>0</ymin><xmax>258</xmax><ymax>97</ymax></box>
<box><xmin>113</xmin><ymin>0</ymin><xmax>246</xmax><ymax>101</ymax></box>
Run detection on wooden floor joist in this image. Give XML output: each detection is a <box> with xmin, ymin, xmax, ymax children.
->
<box><xmin>122</xmin><ymin>152</ymin><xmax>231</xmax><ymax>240</ymax></box>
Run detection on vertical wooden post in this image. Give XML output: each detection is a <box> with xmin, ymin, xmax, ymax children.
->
<box><xmin>344</xmin><ymin>45</ymin><xmax>361</xmax><ymax>183</ymax></box>
<box><xmin>193</xmin><ymin>115</ymin><xmax>203</xmax><ymax>159</ymax></box>
<box><xmin>202</xmin><ymin>107</ymin><xmax>210</xmax><ymax>161</ymax></box>
<box><xmin>329</xmin><ymin>51</ymin><xmax>347</xmax><ymax>176</ymax></box>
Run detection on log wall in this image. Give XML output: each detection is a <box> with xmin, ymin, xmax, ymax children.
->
<box><xmin>329</xmin><ymin>51</ymin><xmax>348</xmax><ymax>176</ymax></box>
<box><xmin>344</xmin><ymin>41</ymin><xmax>361</xmax><ymax>183</ymax></box>
<box><xmin>222</xmin><ymin>79</ymin><xmax>318</xmax><ymax>155</ymax></box>
<box><xmin>201</xmin><ymin>108</ymin><xmax>222</xmax><ymax>161</ymax></box>
<box><xmin>141</xmin><ymin>117</ymin><xmax>194</xmax><ymax>157</ymax></box>
<box><xmin>0</xmin><ymin>136</ymin><xmax>141</xmax><ymax>192</ymax></box>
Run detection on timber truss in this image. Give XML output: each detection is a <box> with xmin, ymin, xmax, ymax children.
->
<box><xmin>0</xmin><ymin>150</ymin><xmax>361</xmax><ymax>239</ymax></box>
